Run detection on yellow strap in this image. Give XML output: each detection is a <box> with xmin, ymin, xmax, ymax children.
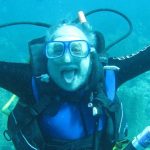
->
<box><xmin>1</xmin><ymin>94</ymin><xmax>18</xmax><ymax>116</ymax></box>
<box><xmin>113</xmin><ymin>139</ymin><xmax>130</xmax><ymax>150</ymax></box>
<box><xmin>113</xmin><ymin>146</ymin><xmax>119</xmax><ymax>150</ymax></box>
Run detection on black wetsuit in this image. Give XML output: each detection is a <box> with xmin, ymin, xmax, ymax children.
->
<box><xmin>0</xmin><ymin>45</ymin><xmax>150</xmax><ymax>150</ymax></box>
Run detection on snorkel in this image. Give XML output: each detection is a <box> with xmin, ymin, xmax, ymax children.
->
<box><xmin>78</xmin><ymin>11</ymin><xmax>93</xmax><ymax>32</ymax></box>
<box><xmin>78</xmin><ymin>11</ymin><xmax>96</xmax><ymax>48</ymax></box>
<box><xmin>78</xmin><ymin>10</ymin><xmax>107</xmax><ymax>65</ymax></box>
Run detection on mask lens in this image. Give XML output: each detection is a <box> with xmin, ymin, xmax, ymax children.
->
<box><xmin>70</xmin><ymin>41</ymin><xmax>89</xmax><ymax>57</ymax></box>
<box><xmin>46</xmin><ymin>42</ymin><xmax>64</xmax><ymax>58</ymax></box>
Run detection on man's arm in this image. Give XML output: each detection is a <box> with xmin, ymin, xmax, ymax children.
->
<box><xmin>108</xmin><ymin>45</ymin><xmax>150</xmax><ymax>87</ymax></box>
<box><xmin>0</xmin><ymin>61</ymin><xmax>33</xmax><ymax>99</ymax></box>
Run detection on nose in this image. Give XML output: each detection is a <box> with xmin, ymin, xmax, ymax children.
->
<box><xmin>63</xmin><ymin>49</ymin><xmax>71</xmax><ymax>63</ymax></box>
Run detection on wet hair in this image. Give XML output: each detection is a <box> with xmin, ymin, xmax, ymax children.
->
<box><xmin>45</xmin><ymin>22</ymin><xmax>97</xmax><ymax>49</ymax></box>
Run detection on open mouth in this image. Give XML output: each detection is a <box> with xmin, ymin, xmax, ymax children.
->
<box><xmin>62</xmin><ymin>69</ymin><xmax>77</xmax><ymax>83</ymax></box>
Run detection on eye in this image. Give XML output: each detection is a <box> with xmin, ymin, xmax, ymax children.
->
<box><xmin>46</xmin><ymin>42</ymin><xmax>64</xmax><ymax>58</ymax></box>
<box><xmin>70</xmin><ymin>43</ymin><xmax>82</xmax><ymax>54</ymax></box>
<box><xmin>53</xmin><ymin>43</ymin><xmax>63</xmax><ymax>54</ymax></box>
<box><xmin>47</xmin><ymin>42</ymin><xmax>63</xmax><ymax>53</ymax></box>
<box><xmin>70</xmin><ymin>41</ymin><xmax>89</xmax><ymax>57</ymax></box>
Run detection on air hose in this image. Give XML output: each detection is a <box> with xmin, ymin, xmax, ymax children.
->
<box><xmin>0</xmin><ymin>8</ymin><xmax>133</xmax><ymax>51</ymax></box>
<box><xmin>73</xmin><ymin>8</ymin><xmax>133</xmax><ymax>51</ymax></box>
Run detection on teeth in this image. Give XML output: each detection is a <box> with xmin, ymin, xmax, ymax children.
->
<box><xmin>63</xmin><ymin>70</ymin><xmax>75</xmax><ymax>83</ymax></box>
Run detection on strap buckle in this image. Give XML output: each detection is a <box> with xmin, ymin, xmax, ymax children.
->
<box><xmin>3</xmin><ymin>130</ymin><xmax>12</xmax><ymax>141</ymax></box>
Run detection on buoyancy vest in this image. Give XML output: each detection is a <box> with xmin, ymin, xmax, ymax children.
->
<box><xmin>4</xmin><ymin>36</ymin><xmax>128</xmax><ymax>150</ymax></box>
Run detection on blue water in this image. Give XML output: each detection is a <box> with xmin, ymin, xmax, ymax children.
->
<box><xmin>0</xmin><ymin>0</ymin><xmax>150</xmax><ymax>149</ymax></box>
<box><xmin>0</xmin><ymin>0</ymin><xmax>150</xmax><ymax>57</ymax></box>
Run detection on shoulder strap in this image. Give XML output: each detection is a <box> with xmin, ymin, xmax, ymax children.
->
<box><xmin>103</xmin><ymin>66</ymin><xmax>128</xmax><ymax>142</ymax></box>
<box><xmin>91</xmin><ymin>65</ymin><xmax>119</xmax><ymax>114</ymax></box>
<box><xmin>104</xmin><ymin>65</ymin><xmax>120</xmax><ymax>102</ymax></box>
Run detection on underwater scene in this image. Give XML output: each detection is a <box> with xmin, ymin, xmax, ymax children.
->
<box><xmin>0</xmin><ymin>0</ymin><xmax>150</xmax><ymax>149</ymax></box>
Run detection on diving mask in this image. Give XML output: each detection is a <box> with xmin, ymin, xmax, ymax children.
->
<box><xmin>45</xmin><ymin>40</ymin><xmax>91</xmax><ymax>59</ymax></box>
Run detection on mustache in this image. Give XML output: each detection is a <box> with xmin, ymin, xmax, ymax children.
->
<box><xmin>60</xmin><ymin>64</ymin><xmax>78</xmax><ymax>71</ymax></box>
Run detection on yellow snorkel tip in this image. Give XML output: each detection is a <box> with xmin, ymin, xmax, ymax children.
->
<box><xmin>78</xmin><ymin>10</ymin><xmax>92</xmax><ymax>33</ymax></box>
<box><xmin>78</xmin><ymin>11</ymin><xmax>87</xmax><ymax>23</ymax></box>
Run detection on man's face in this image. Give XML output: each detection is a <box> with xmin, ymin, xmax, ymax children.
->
<box><xmin>47</xmin><ymin>25</ymin><xmax>92</xmax><ymax>91</ymax></box>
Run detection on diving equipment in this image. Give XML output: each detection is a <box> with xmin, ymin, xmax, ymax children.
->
<box><xmin>115</xmin><ymin>126</ymin><xmax>150</xmax><ymax>150</ymax></box>
<box><xmin>78</xmin><ymin>11</ymin><xmax>93</xmax><ymax>33</ymax></box>
<box><xmin>78</xmin><ymin>11</ymin><xmax>87</xmax><ymax>24</ymax></box>
<box><xmin>74</xmin><ymin>8</ymin><xmax>133</xmax><ymax>51</ymax></box>
<box><xmin>46</xmin><ymin>40</ymin><xmax>90</xmax><ymax>59</ymax></box>
<box><xmin>130</xmin><ymin>126</ymin><xmax>150</xmax><ymax>150</ymax></box>
<box><xmin>1</xmin><ymin>8</ymin><xmax>132</xmax><ymax>150</ymax></box>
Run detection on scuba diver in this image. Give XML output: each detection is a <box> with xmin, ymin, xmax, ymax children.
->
<box><xmin>0</xmin><ymin>10</ymin><xmax>150</xmax><ymax>150</ymax></box>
